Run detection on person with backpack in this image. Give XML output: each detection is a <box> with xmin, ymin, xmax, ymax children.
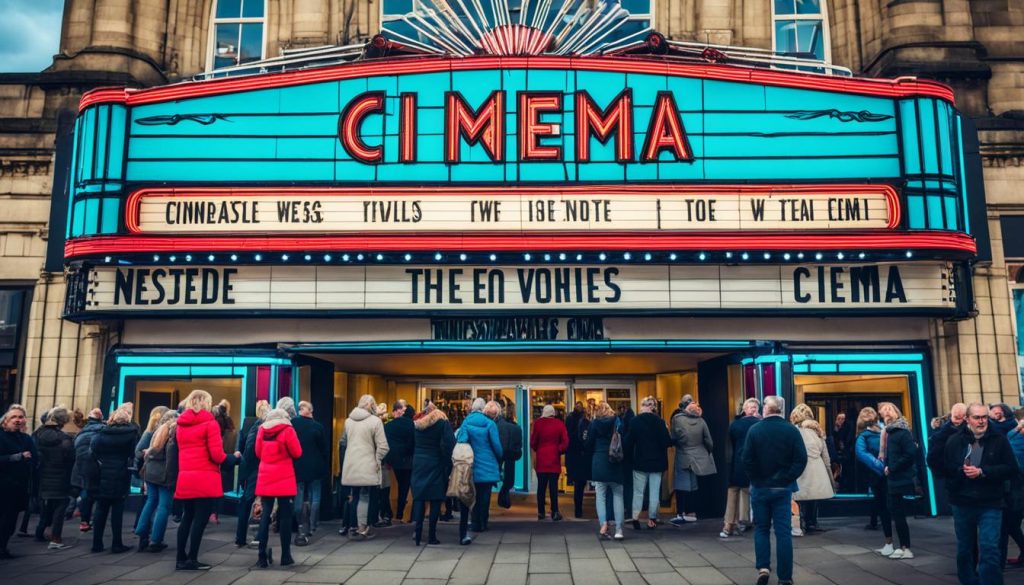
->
<box><xmin>135</xmin><ymin>410</ymin><xmax>178</xmax><ymax>552</ymax></box>
<box><xmin>586</xmin><ymin>402</ymin><xmax>625</xmax><ymax>540</ymax></box>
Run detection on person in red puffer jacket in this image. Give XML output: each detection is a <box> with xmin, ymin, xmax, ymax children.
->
<box><xmin>254</xmin><ymin>408</ymin><xmax>302</xmax><ymax>568</ymax></box>
<box><xmin>174</xmin><ymin>390</ymin><xmax>239</xmax><ymax>571</ymax></box>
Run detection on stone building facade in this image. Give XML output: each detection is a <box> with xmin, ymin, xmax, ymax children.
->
<box><xmin>1</xmin><ymin>0</ymin><xmax>1022</xmax><ymax>420</ymax></box>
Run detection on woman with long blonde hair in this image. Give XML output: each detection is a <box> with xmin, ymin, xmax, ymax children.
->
<box><xmin>789</xmin><ymin>404</ymin><xmax>833</xmax><ymax>535</ymax></box>
<box><xmin>854</xmin><ymin>407</ymin><xmax>893</xmax><ymax>553</ymax></box>
<box><xmin>135</xmin><ymin>410</ymin><xmax>178</xmax><ymax>552</ymax></box>
<box><xmin>174</xmin><ymin>390</ymin><xmax>239</xmax><ymax>570</ymax></box>
<box><xmin>586</xmin><ymin>402</ymin><xmax>626</xmax><ymax>540</ymax></box>
<box><xmin>877</xmin><ymin>402</ymin><xmax>917</xmax><ymax>559</ymax></box>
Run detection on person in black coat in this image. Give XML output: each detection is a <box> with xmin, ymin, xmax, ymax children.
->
<box><xmin>383</xmin><ymin>401</ymin><xmax>416</xmax><ymax>522</ymax></box>
<box><xmin>410</xmin><ymin>404</ymin><xmax>455</xmax><ymax>546</ymax></box>
<box><xmin>564</xmin><ymin>402</ymin><xmax>591</xmax><ymax>518</ymax></box>
<box><xmin>586</xmin><ymin>403</ymin><xmax>625</xmax><ymax>539</ymax></box>
<box><xmin>877</xmin><ymin>402</ymin><xmax>918</xmax><ymax>559</ymax></box>
<box><xmin>71</xmin><ymin>409</ymin><xmax>105</xmax><ymax>531</ymax></box>
<box><xmin>0</xmin><ymin>405</ymin><xmax>36</xmax><ymax>559</ymax></box>
<box><xmin>989</xmin><ymin>403</ymin><xmax>1018</xmax><ymax>435</ymax></box>
<box><xmin>494</xmin><ymin>405</ymin><xmax>523</xmax><ymax>509</ymax></box>
<box><xmin>234</xmin><ymin>401</ymin><xmax>268</xmax><ymax>547</ymax></box>
<box><xmin>722</xmin><ymin>398</ymin><xmax>760</xmax><ymax>538</ymax></box>
<box><xmin>937</xmin><ymin>403</ymin><xmax>1021</xmax><ymax>584</ymax></box>
<box><xmin>34</xmin><ymin>407</ymin><xmax>76</xmax><ymax>549</ymax></box>
<box><xmin>87</xmin><ymin>406</ymin><xmax>140</xmax><ymax>554</ymax></box>
<box><xmin>293</xmin><ymin>401</ymin><xmax>329</xmax><ymax>543</ymax></box>
<box><xmin>624</xmin><ymin>397</ymin><xmax>671</xmax><ymax>530</ymax></box>
<box><xmin>742</xmin><ymin>396</ymin><xmax>807</xmax><ymax>585</ymax></box>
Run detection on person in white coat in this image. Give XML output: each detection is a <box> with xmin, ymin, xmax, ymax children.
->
<box><xmin>340</xmin><ymin>395</ymin><xmax>390</xmax><ymax>540</ymax></box>
<box><xmin>789</xmin><ymin>404</ymin><xmax>834</xmax><ymax>535</ymax></box>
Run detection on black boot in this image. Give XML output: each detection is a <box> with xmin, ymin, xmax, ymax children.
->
<box><xmin>138</xmin><ymin>536</ymin><xmax>150</xmax><ymax>552</ymax></box>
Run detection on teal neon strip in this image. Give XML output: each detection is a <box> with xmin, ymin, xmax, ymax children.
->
<box><xmin>792</xmin><ymin>353</ymin><xmax>923</xmax><ymax>364</ymax></box>
<box><xmin>956</xmin><ymin>117</ymin><xmax>970</xmax><ymax>234</ymax></box>
<box><xmin>270</xmin><ymin>365</ymin><xmax>279</xmax><ymax>404</ymax></box>
<box><xmin>116</xmin><ymin>355</ymin><xmax>292</xmax><ymax>366</ymax></box>
<box><xmin>755</xmin><ymin>355</ymin><xmax>791</xmax><ymax>364</ymax></box>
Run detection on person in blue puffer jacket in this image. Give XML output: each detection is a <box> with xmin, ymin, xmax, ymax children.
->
<box><xmin>1004</xmin><ymin>415</ymin><xmax>1024</xmax><ymax>566</ymax></box>
<box><xmin>854</xmin><ymin>407</ymin><xmax>895</xmax><ymax>556</ymax></box>
<box><xmin>454</xmin><ymin>398</ymin><xmax>503</xmax><ymax>545</ymax></box>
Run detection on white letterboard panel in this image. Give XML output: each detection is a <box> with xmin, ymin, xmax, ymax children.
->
<box><xmin>130</xmin><ymin>187</ymin><xmax>895</xmax><ymax>235</ymax></box>
<box><xmin>83</xmin><ymin>262</ymin><xmax>955</xmax><ymax>314</ymax></box>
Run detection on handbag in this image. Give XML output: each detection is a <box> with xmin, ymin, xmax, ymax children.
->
<box><xmin>608</xmin><ymin>418</ymin><xmax>624</xmax><ymax>463</ymax></box>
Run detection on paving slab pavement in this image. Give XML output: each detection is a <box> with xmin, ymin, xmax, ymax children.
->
<box><xmin>1</xmin><ymin>513</ymin><xmax>1015</xmax><ymax>584</ymax></box>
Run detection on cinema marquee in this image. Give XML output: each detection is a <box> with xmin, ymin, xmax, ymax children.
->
<box><xmin>61</xmin><ymin>13</ymin><xmax>984</xmax><ymax>517</ymax></box>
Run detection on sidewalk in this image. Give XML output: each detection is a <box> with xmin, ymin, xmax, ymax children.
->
<box><xmin>0</xmin><ymin>514</ymin><xmax>988</xmax><ymax>585</ymax></box>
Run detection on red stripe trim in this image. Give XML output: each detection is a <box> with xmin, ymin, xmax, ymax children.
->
<box><xmin>65</xmin><ymin>231</ymin><xmax>976</xmax><ymax>258</ymax></box>
<box><xmin>123</xmin><ymin>183</ymin><xmax>903</xmax><ymax>234</ymax></box>
<box><xmin>77</xmin><ymin>55</ymin><xmax>955</xmax><ymax>113</ymax></box>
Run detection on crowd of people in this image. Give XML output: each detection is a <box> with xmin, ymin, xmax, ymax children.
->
<box><xmin>1</xmin><ymin>391</ymin><xmax>1022</xmax><ymax>585</ymax></box>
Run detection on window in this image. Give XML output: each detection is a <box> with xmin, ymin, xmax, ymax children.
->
<box><xmin>209</xmin><ymin>0</ymin><xmax>266</xmax><ymax>71</ymax></box>
<box><xmin>772</xmin><ymin>0</ymin><xmax>830</xmax><ymax>62</ymax></box>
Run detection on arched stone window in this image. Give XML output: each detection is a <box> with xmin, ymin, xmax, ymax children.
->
<box><xmin>209</xmin><ymin>0</ymin><xmax>267</xmax><ymax>71</ymax></box>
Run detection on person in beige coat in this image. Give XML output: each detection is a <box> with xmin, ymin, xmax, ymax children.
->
<box><xmin>340</xmin><ymin>395</ymin><xmax>390</xmax><ymax>540</ymax></box>
<box><xmin>789</xmin><ymin>404</ymin><xmax>834</xmax><ymax>535</ymax></box>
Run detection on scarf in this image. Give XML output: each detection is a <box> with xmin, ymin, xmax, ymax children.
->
<box><xmin>878</xmin><ymin>417</ymin><xmax>910</xmax><ymax>461</ymax></box>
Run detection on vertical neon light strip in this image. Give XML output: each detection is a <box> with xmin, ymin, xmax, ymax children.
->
<box><xmin>956</xmin><ymin>116</ymin><xmax>971</xmax><ymax>234</ymax></box>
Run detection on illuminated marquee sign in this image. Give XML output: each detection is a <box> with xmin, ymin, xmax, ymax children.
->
<box><xmin>129</xmin><ymin>185</ymin><xmax>898</xmax><ymax>235</ymax></box>
<box><xmin>81</xmin><ymin>262</ymin><xmax>955</xmax><ymax>314</ymax></box>
<box><xmin>338</xmin><ymin>88</ymin><xmax>690</xmax><ymax>164</ymax></box>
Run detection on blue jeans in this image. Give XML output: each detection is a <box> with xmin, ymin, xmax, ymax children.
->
<box><xmin>595</xmin><ymin>482</ymin><xmax>624</xmax><ymax>528</ymax></box>
<box><xmin>751</xmin><ymin>487</ymin><xmax>794</xmax><ymax>582</ymax></box>
<box><xmin>952</xmin><ymin>505</ymin><xmax>1003</xmax><ymax>585</ymax></box>
<box><xmin>294</xmin><ymin>480</ymin><xmax>322</xmax><ymax>534</ymax></box>
<box><xmin>134</xmin><ymin>483</ymin><xmax>172</xmax><ymax>544</ymax></box>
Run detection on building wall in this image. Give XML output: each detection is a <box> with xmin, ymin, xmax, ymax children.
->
<box><xmin>2</xmin><ymin>0</ymin><xmax>1023</xmax><ymax>421</ymax></box>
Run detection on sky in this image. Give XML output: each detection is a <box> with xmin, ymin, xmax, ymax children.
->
<box><xmin>0</xmin><ymin>0</ymin><xmax>64</xmax><ymax>73</ymax></box>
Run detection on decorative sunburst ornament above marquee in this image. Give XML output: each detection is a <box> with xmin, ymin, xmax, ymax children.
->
<box><xmin>382</xmin><ymin>0</ymin><xmax>649</xmax><ymax>56</ymax></box>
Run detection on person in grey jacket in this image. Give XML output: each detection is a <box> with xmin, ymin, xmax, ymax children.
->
<box><xmin>670</xmin><ymin>401</ymin><xmax>716</xmax><ymax>525</ymax></box>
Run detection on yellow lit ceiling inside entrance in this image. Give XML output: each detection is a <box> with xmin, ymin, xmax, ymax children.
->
<box><xmin>306</xmin><ymin>352</ymin><xmax>723</xmax><ymax>377</ymax></box>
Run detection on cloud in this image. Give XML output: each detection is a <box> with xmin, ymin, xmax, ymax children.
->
<box><xmin>0</xmin><ymin>1</ymin><xmax>65</xmax><ymax>73</ymax></box>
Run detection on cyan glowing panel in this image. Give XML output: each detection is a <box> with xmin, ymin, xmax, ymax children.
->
<box><xmin>117</xmin><ymin>70</ymin><xmax>911</xmax><ymax>183</ymax></box>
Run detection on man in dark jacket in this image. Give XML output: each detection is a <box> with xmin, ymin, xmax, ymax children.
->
<box><xmin>494</xmin><ymin>404</ymin><xmax>523</xmax><ymax>509</ymax></box>
<box><xmin>383</xmin><ymin>401</ymin><xmax>415</xmax><ymax>522</ymax></box>
<box><xmin>0</xmin><ymin>405</ymin><xmax>37</xmax><ymax>559</ymax></box>
<box><xmin>292</xmin><ymin>401</ymin><xmax>328</xmax><ymax>544</ymax></box>
<box><xmin>624</xmin><ymin>397</ymin><xmax>671</xmax><ymax>529</ymax></box>
<box><xmin>722</xmin><ymin>398</ymin><xmax>760</xmax><ymax>538</ymax></box>
<box><xmin>938</xmin><ymin>403</ymin><xmax>1020</xmax><ymax>585</ymax></box>
<box><xmin>927</xmin><ymin>403</ymin><xmax>967</xmax><ymax>514</ymax></box>
<box><xmin>743</xmin><ymin>396</ymin><xmax>808</xmax><ymax>585</ymax></box>
<box><xmin>235</xmin><ymin>412</ymin><xmax>262</xmax><ymax>547</ymax></box>
<box><xmin>70</xmin><ymin>408</ymin><xmax>104</xmax><ymax>532</ymax></box>
<box><xmin>34</xmin><ymin>407</ymin><xmax>76</xmax><ymax>549</ymax></box>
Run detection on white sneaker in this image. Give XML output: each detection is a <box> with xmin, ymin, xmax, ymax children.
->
<box><xmin>47</xmin><ymin>542</ymin><xmax>71</xmax><ymax>550</ymax></box>
<box><xmin>613</xmin><ymin>529</ymin><xmax>624</xmax><ymax>540</ymax></box>
<box><xmin>682</xmin><ymin>514</ymin><xmax>697</xmax><ymax>522</ymax></box>
<box><xmin>890</xmin><ymin>548</ymin><xmax>913</xmax><ymax>560</ymax></box>
<box><xmin>791</xmin><ymin>528</ymin><xmax>804</xmax><ymax>537</ymax></box>
<box><xmin>875</xmin><ymin>544</ymin><xmax>894</xmax><ymax>556</ymax></box>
